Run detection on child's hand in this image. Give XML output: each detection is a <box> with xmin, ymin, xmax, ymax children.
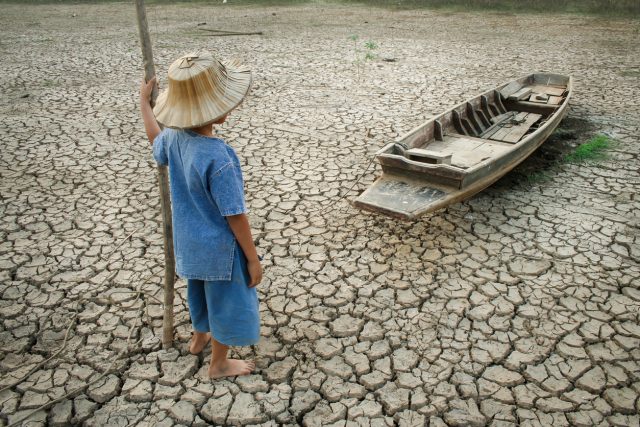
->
<box><xmin>247</xmin><ymin>259</ymin><xmax>262</xmax><ymax>288</ymax></box>
<box><xmin>140</xmin><ymin>76</ymin><xmax>157</xmax><ymax>103</ymax></box>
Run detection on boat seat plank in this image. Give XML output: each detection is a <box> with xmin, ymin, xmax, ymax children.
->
<box><xmin>487</xmin><ymin>112</ymin><xmax>529</xmax><ymax>141</ymax></box>
<box><xmin>424</xmin><ymin>135</ymin><xmax>511</xmax><ymax>169</ymax></box>
<box><xmin>500</xmin><ymin>81</ymin><xmax>522</xmax><ymax>99</ymax></box>
<box><xmin>406</xmin><ymin>148</ymin><xmax>452</xmax><ymax>165</ymax></box>
<box><xmin>447</xmin><ymin>133</ymin><xmax>515</xmax><ymax>148</ymax></box>
<box><xmin>548</xmin><ymin>95</ymin><xmax>563</xmax><ymax>105</ymax></box>
<box><xmin>508</xmin><ymin>88</ymin><xmax>532</xmax><ymax>101</ymax></box>
<box><xmin>490</xmin><ymin>112</ymin><xmax>515</xmax><ymax>125</ymax></box>
<box><xmin>528</xmin><ymin>84</ymin><xmax>565</xmax><ymax>97</ymax></box>
<box><xmin>528</xmin><ymin>93</ymin><xmax>550</xmax><ymax>103</ymax></box>
<box><xmin>489</xmin><ymin>126</ymin><xmax>513</xmax><ymax>141</ymax></box>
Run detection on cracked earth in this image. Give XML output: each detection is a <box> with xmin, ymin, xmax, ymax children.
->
<box><xmin>1</xmin><ymin>2</ymin><xmax>639</xmax><ymax>426</ymax></box>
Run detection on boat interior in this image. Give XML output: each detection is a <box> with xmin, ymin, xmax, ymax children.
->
<box><xmin>380</xmin><ymin>73</ymin><xmax>570</xmax><ymax>171</ymax></box>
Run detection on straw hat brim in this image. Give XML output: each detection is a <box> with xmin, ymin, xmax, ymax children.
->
<box><xmin>153</xmin><ymin>58</ymin><xmax>251</xmax><ymax>129</ymax></box>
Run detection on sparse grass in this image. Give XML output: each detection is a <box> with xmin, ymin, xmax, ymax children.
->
<box><xmin>523</xmin><ymin>170</ymin><xmax>553</xmax><ymax>185</ymax></box>
<box><xmin>349</xmin><ymin>0</ymin><xmax>640</xmax><ymax>16</ymax></box>
<box><xmin>42</xmin><ymin>79</ymin><xmax>61</xmax><ymax>88</ymax></box>
<box><xmin>563</xmin><ymin>134</ymin><xmax>614</xmax><ymax>164</ymax></box>
<box><xmin>4</xmin><ymin>0</ymin><xmax>640</xmax><ymax>16</ymax></box>
<box><xmin>620</xmin><ymin>69</ymin><xmax>640</xmax><ymax>78</ymax></box>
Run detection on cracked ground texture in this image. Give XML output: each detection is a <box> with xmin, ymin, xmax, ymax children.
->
<box><xmin>1</xmin><ymin>2</ymin><xmax>639</xmax><ymax>426</ymax></box>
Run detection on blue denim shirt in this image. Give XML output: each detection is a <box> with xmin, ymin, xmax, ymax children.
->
<box><xmin>153</xmin><ymin>128</ymin><xmax>246</xmax><ymax>281</ymax></box>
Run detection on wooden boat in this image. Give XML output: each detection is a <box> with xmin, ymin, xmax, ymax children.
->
<box><xmin>354</xmin><ymin>72</ymin><xmax>572</xmax><ymax>220</ymax></box>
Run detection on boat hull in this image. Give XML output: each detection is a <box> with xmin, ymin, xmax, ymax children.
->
<box><xmin>354</xmin><ymin>73</ymin><xmax>572</xmax><ymax>220</ymax></box>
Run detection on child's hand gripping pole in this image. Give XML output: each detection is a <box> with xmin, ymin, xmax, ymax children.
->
<box><xmin>140</xmin><ymin>77</ymin><xmax>161</xmax><ymax>144</ymax></box>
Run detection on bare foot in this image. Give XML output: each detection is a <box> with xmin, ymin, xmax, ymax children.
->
<box><xmin>189</xmin><ymin>332</ymin><xmax>210</xmax><ymax>354</ymax></box>
<box><xmin>208</xmin><ymin>359</ymin><xmax>255</xmax><ymax>379</ymax></box>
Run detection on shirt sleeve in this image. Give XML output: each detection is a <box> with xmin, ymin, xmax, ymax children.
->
<box><xmin>209</xmin><ymin>163</ymin><xmax>247</xmax><ymax>217</ymax></box>
<box><xmin>152</xmin><ymin>130</ymin><xmax>168</xmax><ymax>166</ymax></box>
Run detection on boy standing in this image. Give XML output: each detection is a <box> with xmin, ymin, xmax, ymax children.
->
<box><xmin>139</xmin><ymin>52</ymin><xmax>261</xmax><ymax>378</ymax></box>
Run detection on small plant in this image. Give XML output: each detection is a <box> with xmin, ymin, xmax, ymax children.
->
<box><xmin>524</xmin><ymin>170</ymin><xmax>553</xmax><ymax>185</ymax></box>
<box><xmin>563</xmin><ymin>134</ymin><xmax>614</xmax><ymax>164</ymax></box>
<box><xmin>348</xmin><ymin>35</ymin><xmax>379</xmax><ymax>81</ymax></box>
<box><xmin>363</xmin><ymin>40</ymin><xmax>378</xmax><ymax>61</ymax></box>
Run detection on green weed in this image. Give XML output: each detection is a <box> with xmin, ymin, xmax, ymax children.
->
<box><xmin>620</xmin><ymin>69</ymin><xmax>640</xmax><ymax>78</ymax></box>
<box><xmin>42</xmin><ymin>79</ymin><xmax>61</xmax><ymax>88</ymax></box>
<box><xmin>563</xmin><ymin>134</ymin><xmax>614</xmax><ymax>164</ymax></box>
<box><xmin>523</xmin><ymin>170</ymin><xmax>553</xmax><ymax>185</ymax></box>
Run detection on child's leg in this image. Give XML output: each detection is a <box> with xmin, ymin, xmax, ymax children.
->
<box><xmin>203</xmin><ymin>248</ymin><xmax>259</xmax><ymax>378</ymax></box>
<box><xmin>208</xmin><ymin>339</ymin><xmax>255</xmax><ymax>379</ymax></box>
<box><xmin>186</xmin><ymin>279</ymin><xmax>211</xmax><ymax>354</ymax></box>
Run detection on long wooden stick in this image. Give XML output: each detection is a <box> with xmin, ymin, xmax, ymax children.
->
<box><xmin>197</xmin><ymin>27</ymin><xmax>263</xmax><ymax>36</ymax></box>
<box><xmin>134</xmin><ymin>0</ymin><xmax>176</xmax><ymax>349</ymax></box>
<box><xmin>198</xmin><ymin>32</ymin><xmax>263</xmax><ymax>37</ymax></box>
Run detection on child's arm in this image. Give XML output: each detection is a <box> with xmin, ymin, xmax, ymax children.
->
<box><xmin>226</xmin><ymin>213</ymin><xmax>262</xmax><ymax>287</ymax></box>
<box><xmin>140</xmin><ymin>77</ymin><xmax>161</xmax><ymax>144</ymax></box>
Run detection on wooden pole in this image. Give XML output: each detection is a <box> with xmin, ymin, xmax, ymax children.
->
<box><xmin>134</xmin><ymin>0</ymin><xmax>176</xmax><ymax>349</ymax></box>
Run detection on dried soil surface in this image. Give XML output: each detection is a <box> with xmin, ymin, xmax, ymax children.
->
<box><xmin>1</xmin><ymin>3</ymin><xmax>639</xmax><ymax>426</ymax></box>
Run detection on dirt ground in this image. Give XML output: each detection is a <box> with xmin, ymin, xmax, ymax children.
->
<box><xmin>1</xmin><ymin>2</ymin><xmax>639</xmax><ymax>426</ymax></box>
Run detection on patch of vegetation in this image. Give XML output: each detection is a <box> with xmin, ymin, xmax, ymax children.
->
<box><xmin>6</xmin><ymin>0</ymin><xmax>639</xmax><ymax>16</ymax></box>
<box><xmin>350</xmin><ymin>0</ymin><xmax>640</xmax><ymax>16</ymax></box>
<box><xmin>620</xmin><ymin>69</ymin><xmax>640</xmax><ymax>78</ymax></box>
<box><xmin>42</xmin><ymin>79</ymin><xmax>61</xmax><ymax>88</ymax></box>
<box><xmin>522</xmin><ymin>170</ymin><xmax>553</xmax><ymax>185</ymax></box>
<box><xmin>563</xmin><ymin>134</ymin><xmax>614</xmax><ymax>164</ymax></box>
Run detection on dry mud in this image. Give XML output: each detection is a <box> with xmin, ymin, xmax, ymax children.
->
<box><xmin>1</xmin><ymin>2</ymin><xmax>639</xmax><ymax>426</ymax></box>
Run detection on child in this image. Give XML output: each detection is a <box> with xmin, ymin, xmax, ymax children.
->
<box><xmin>139</xmin><ymin>51</ymin><xmax>261</xmax><ymax>379</ymax></box>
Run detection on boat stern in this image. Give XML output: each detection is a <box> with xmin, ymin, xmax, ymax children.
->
<box><xmin>353</xmin><ymin>173</ymin><xmax>450</xmax><ymax>220</ymax></box>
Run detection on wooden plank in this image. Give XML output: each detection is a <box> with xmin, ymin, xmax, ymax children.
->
<box><xmin>529</xmin><ymin>84</ymin><xmax>565</xmax><ymax>96</ymax></box>
<box><xmin>501</xmin><ymin>113</ymin><xmax>542</xmax><ymax>143</ymax></box>
<box><xmin>508</xmin><ymin>87</ymin><xmax>532</xmax><ymax>101</ymax></box>
<box><xmin>490</xmin><ymin>125</ymin><xmax>513</xmax><ymax>141</ymax></box>
<box><xmin>490</xmin><ymin>112</ymin><xmax>515</xmax><ymax>125</ymax></box>
<box><xmin>406</xmin><ymin>148</ymin><xmax>452</xmax><ymax>165</ymax></box>
<box><xmin>504</xmin><ymin>99</ymin><xmax>558</xmax><ymax>115</ymax></box>
<box><xmin>499</xmin><ymin>81</ymin><xmax>522</xmax><ymax>99</ymax></box>
<box><xmin>528</xmin><ymin>93</ymin><xmax>549</xmax><ymax>103</ymax></box>
<box><xmin>436</xmin><ymin>135</ymin><xmax>511</xmax><ymax>169</ymax></box>
<box><xmin>548</xmin><ymin>95</ymin><xmax>563</xmax><ymax>105</ymax></box>
<box><xmin>353</xmin><ymin>173</ymin><xmax>449</xmax><ymax>220</ymax></box>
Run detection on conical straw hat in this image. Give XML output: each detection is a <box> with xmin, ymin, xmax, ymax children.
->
<box><xmin>153</xmin><ymin>51</ymin><xmax>251</xmax><ymax>129</ymax></box>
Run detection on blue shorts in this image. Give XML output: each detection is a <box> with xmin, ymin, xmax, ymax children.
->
<box><xmin>186</xmin><ymin>248</ymin><xmax>260</xmax><ymax>347</ymax></box>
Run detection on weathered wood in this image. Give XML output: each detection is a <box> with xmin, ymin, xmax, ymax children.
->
<box><xmin>508</xmin><ymin>87</ymin><xmax>532</xmax><ymax>101</ymax></box>
<box><xmin>465</xmin><ymin>102</ymin><xmax>484</xmax><ymax>134</ymax></box>
<box><xmin>548</xmin><ymin>95</ymin><xmax>563</xmax><ymax>105</ymax></box>
<box><xmin>499</xmin><ymin>81</ymin><xmax>522</xmax><ymax>99</ymax></box>
<box><xmin>504</xmin><ymin>99</ymin><xmax>558</xmax><ymax>114</ymax></box>
<box><xmin>135</xmin><ymin>0</ymin><xmax>176</xmax><ymax>349</ymax></box>
<box><xmin>500</xmin><ymin>113</ymin><xmax>542</xmax><ymax>143</ymax></box>
<box><xmin>406</xmin><ymin>148</ymin><xmax>452</xmax><ymax>165</ymax></box>
<box><xmin>529</xmin><ymin>84</ymin><xmax>565</xmax><ymax>96</ymax></box>
<box><xmin>434</xmin><ymin>120</ymin><xmax>443</xmax><ymax>141</ymax></box>
<box><xmin>197</xmin><ymin>27</ymin><xmax>263</xmax><ymax>35</ymax></box>
<box><xmin>199</xmin><ymin>31</ymin><xmax>263</xmax><ymax>37</ymax></box>
<box><xmin>529</xmin><ymin>93</ymin><xmax>549</xmax><ymax>103</ymax></box>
